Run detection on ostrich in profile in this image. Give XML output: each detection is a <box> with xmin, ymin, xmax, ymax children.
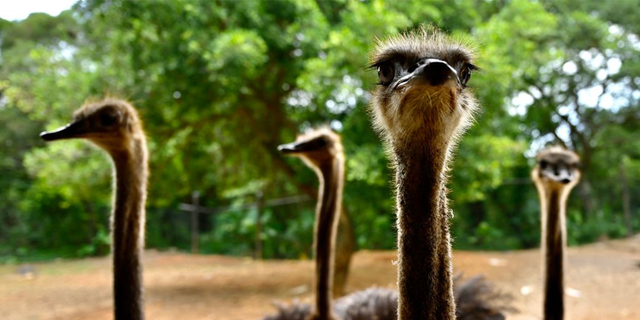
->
<box><xmin>531</xmin><ymin>146</ymin><xmax>581</xmax><ymax>320</ymax></box>
<box><xmin>368</xmin><ymin>26</ymin><xmax>505</xmax><ymax>319</ymax></box>
<box><xmin>265</xmin><ymin>128</ymin><xmax>397</xmax><ymax>320</ymax></box>
<box><xmin>40</xmin><ymin>98</ymin><xmax>148</xmax><ymax>320</ymax></box>
<box><xmin>266</xmin><ymin>127</ymin><xmax>345</xmax><ymax>320</ymax></box>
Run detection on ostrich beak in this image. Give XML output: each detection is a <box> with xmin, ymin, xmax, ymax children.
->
<box><xmin>278</xmin><ymin>138</ymin><xmax>325</xmax><ymax>154</ymax></box>
<box><xmin>541</xmin><ymin>166</ymin><xmax>576</xmax><ymax>184</ymax></box>
<box><xmin>40</xmin><ymin>120</ymin><xmax>86</xmax><ymax>141</ymax></box>
<box><xmin>278</xmin><ymin>141</ymin><xmax>305</xmax><ymax>154</ymax></box>
<box><xmin>394</xmin><ymin>58</ymin><xmax>459</xmax><ymax>90</ymax></box>
<box><xmin>554</xmin><ymin>168</ymin><xmax>575</xmax><ymax>185</ymax></box>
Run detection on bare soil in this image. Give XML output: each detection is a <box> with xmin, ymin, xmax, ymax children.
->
<box><xmin>1</xmin><ymin>236</ymin><xmax>639</xmax><ymax>320</ymax></box>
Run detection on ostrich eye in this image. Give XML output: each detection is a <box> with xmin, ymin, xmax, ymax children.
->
<box><xmin>539</xmin><ymin>160</ymin><xmax>548</xmax><ymax>169</ymax></box>
<box><xmin>310</xmin><ymin>138</ymin><xmax>328</xmax><ymax>150</ymax></box>
<box><xmin>377</xmin><ymin>63</ymin><xmax>395</xmax><ymax>86</ymax></box>
<box><xmin>460</xmin><ymin>63</ymin><xmax>478</xmax><ymax>87</ymax></box>
<box><xmin>460</xmin><ymin>67</ymin><xmax>471</xmax><ymax>86</ymax></box>
<box><xmin>99</xmin><ymin>111</ymin><xmax>119</xmax><ymax>127</ymax></box>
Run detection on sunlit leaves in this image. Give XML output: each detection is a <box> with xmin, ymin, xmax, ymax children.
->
<box><xmin>204</xmin><ymin>30</ymin><xmax>268</xmax><ymax>85</ymax></box>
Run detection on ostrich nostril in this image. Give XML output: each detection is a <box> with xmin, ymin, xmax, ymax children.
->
<box><xmin>422</xmin><ymin>61</ymin><xmax>456</xmax><ymax>86</ymax></box>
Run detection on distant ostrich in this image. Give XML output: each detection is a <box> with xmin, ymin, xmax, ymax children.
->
<box><xmin>266</xmin><ymin>128</ymin><xmax>397</xmax><ymax>320</ymax></box>
<box><xmin>531</xmin><ymin>146</ymin><xmax>581</xmax><ymax>320</ymax></box>
<box><xmin>40</xmin><ymin>98</ymin><xmax>148</xmax><ymax>320</ymax></box>
<box><xmin>368</xmin><ymin>26</ymin><xmax>505</xmax><ymax>319</ymax></box>
<box><xmin>270</xmin><ymin>127</ymin><xmax>344</xmax><ymax>320</ymax></box>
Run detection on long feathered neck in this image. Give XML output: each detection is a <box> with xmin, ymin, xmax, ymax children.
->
<box><xmin>394</xmin><ymin>140</ymin><xmax>456</xmax><ymax>320</ymax></box>
<box><xmin>109</xmin><ymin>136</ymin><xmax>148</xmax><ymax>320</ymax></box>
<box><xmin>538</xmin><ymin>185</ymin><xmax>569</xmax><ymax>320</ymax></box>
<box><xmin>311</xmin><ymin>154</ymin><xmax>344</xmax><ymax>320</ymax></box>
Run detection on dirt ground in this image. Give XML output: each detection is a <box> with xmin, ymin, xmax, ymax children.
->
<box><xmin>2</xmin><ymin>236</ymin><xmax>639</xmax><ymax>320</ymax></box>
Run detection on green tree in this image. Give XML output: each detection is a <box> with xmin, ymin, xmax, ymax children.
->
<box><xmin>1</xmin><ymin>0</ymin><xmax>638</xmax><ymax>261</ymax></box>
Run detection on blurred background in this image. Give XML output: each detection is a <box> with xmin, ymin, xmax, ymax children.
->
<box><xmin>0</xmin><ymin>0</ymin><xmax>639</xmax><ymax>319</ymax></box>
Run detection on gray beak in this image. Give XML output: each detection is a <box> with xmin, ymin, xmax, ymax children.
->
<box><xmin>542</xmin><ymin>167</ymin><xmax>575</xmax><ymax>184</ymax></box>
<box><xmin>40</xmin><ymin>121</ymin><xmax>85</xmax><ymax>141</ymax></box>
<box><xmin>277</xmin><ymin>142</ymin><xmax>302</xmax><ymax>154</ymax></box>
<box><xmin>394</xmin><ymin>58</ymin><xmax>459</xmax><ymax>90</ymax></box>
<box><xmin>278</xmin><ymin>138</ymin><xmax>326</xmax><ymax>154</ymax></box>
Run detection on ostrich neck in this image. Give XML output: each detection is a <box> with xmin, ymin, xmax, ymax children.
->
<box><xmin>539</xmin><ymin>186</ymin><xmax>568</xmax><ymax>320</ymax></box>
<box><xmin>394</xmin><ymin>143</ymin><xmax>455</xmax><ymax>320</ymax></box>
<box><xmin>312</xmin><ymin>156</ymin><xmax>343</xmax><ymax>320</ymax></box>
<box><xmin>110</xmin><ymin>138</ymin><xmax>148</xmax><ymax>320</ymax></box>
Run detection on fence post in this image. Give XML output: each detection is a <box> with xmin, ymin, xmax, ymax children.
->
<box><xmin>255</xmin><ymin>190</ymin><xmax>264</xmax><ymax>260</ymax></box>
<box><xmin>191</xmin><ymin>191</ymin><xmax>200</xmax><ymax>254</ymax></box>
<box><xmin>620</xmin><ymin>160</ymin><xmax>633</xmax><ymax>236</ymax></box>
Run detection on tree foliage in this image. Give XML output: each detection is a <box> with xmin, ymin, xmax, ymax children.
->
<box><xmin>1</xmin><ymin>0</ymin><xmax>638</xmax><ymax>261</ymax></box>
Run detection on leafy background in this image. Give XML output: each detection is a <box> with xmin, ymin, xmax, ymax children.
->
<box><xmin>0</xmin><ymin>0</ymin><xmax>638</xmax><ymax>262</ymax></box>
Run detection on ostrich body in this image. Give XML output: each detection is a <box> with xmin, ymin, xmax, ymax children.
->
<box><xmin>368</xmin><ymin>26</ymin><xmax>504</xmax><ymax>319</ymax></box>
<box><xmin>531</xmin><ymin>147</ymin><xmax>581</xmax><ymax>320</ymax></box>
<box><xmin>41</xmin><ymin>98</ymin><xmax>148</xmax><ymax>320</ymax></box>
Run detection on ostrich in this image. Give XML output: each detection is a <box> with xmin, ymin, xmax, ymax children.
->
<box><xmin>265</xmin><ymin>128</ymin><xmax>398</xmax><ymax>320</ymax></box>
<box><xmin>40</xmin><ymin>98</ymin><xmax>148</xmax><ymax>320</ymax></box>
<box><xmin>368</xmin><ymin>26</ymin><xmax>505</xmax><ymax>319</ymax></box>
<box><xmin>265</xmin><ymin>127</ymin><xmax>503</xmax><ymax>320</ymax></box>
<box><xmin>531</xmin><ymin>146</ymin><xmax>581</xmax><ymax>320</ymax></box>
<box><xmin>270</xmin><ymin>127</ymin><xmax>345</xmax><ymax>320</ymax></box>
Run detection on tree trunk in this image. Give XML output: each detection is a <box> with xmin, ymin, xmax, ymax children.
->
<box><xmin>333</xmin><ymin>207</ymin><xmax>355</xmax><ymax>297</ymax></box>
<box><xmin>255</xmin><ymin>190</ymin><xmax>264</xmax><ymax>260</ymax></box>
<box><xmin>468</xmin><ymin>201</ymin><xmax>486</xmax><ymax>229</ymax></box>
<box><xmin>577</xmin><ymin>146</ymin><xmax>598</xmax><ymax>219</ymax></box>
<box><xmin>577</xmin><ymin>178</ymin><xmax>597</xmax><ymax>219</ymax></box>
<box><xmin>191</xmin><ymin>191</ymin><xmax>200</xmax><ymax>254</ymax></box>
<box><xmin>620</xmin><ymin>160</ymin><xmax>633</xmax><ymax>236</ymax></box>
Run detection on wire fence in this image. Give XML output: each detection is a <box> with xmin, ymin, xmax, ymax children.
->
<box><xmin>178</xmin><ymin>191</ymin><xmax>312</xmax><ymax>259</ymax></box>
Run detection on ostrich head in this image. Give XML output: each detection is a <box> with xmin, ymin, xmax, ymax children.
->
<box><xmin>277</xmin><ymin>127</ymin><xmax>343</xmax><ymax>169</ymax></box>
<box><xmin>532</xmin><ymin>146</ymin><xmax>581</xmax><ymax>190</ymax></box>
<box><xmin>40</xmin><ymin>98</ymin><xmax>144</xmax><ymax>153</ymax></box>
<box><xmin>369</xmin><ymin>26</ymin><xmax>479</xmax><ymax>148</ymax></box>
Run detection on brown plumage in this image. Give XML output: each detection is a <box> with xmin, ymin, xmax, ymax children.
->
<box><xmin>264</xmin><ymin>275</ymin><xmax>505</xmax><ymax>320</ymax></box>
<box><xmin>333</xmin><ymin>287</ymin><xmax>398</xmax><ymax>320</ymax></box>
<box><xmin>531</xmin><ymin>146</ymin><xmax>581</xmax><ymax>320</ymax></box>
<box><xmin>368</xmin><ymin>25</ymin><xmax>505</xmax><ymax>320</ymax></box>
<box><xmin>262</xmin><ymin>301</ymin><xmax>313</xmax><ymax>320</ymax></box>
<box><xmin>453</xmin><ymin>275</ymin><xmax>510</xmax><ymax>320</ymax></box>
<box><xmin>40</xmin><ymin>98</ymin><xmax>148</xmax><ymax>320</ymax></box>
